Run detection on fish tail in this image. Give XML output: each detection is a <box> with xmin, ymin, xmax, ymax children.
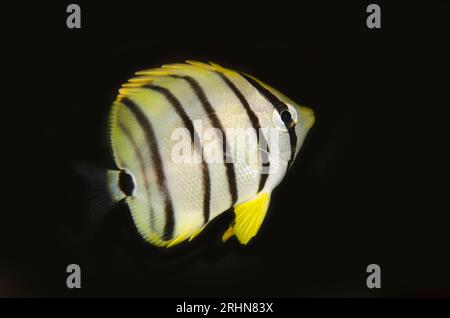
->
<box><xmin>75</xmin><ymin>164</ymin><xmax>128</xmax><ymax>221</ymax></box>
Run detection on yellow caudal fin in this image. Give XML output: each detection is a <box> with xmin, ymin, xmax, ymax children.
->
<box><xmin>222</xmin><ymin>193</ymin><xmax>271</xmax><ymax>245</ymax></box>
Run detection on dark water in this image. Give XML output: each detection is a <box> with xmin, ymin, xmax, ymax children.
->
<box><xmin>2</xmin><ymin>1</ymin><xmax>449</xmax><ymax>297</ymax></box>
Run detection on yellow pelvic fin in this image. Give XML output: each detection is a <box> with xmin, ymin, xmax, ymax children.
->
<box><xmin>222</xmin><ymin>192</ymin><xmax>271</xmax><ymax>245</ymax></box>
<box><xmin>222</xmin><ymin>226</ymin><xmax>235</xmax><ymax>242</ymax></box>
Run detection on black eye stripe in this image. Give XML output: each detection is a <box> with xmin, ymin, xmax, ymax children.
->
<box><xmin>239</xmin><ymin>72</ymin><xmax>298</xmax><ymax>168</ymax></box>
<box><xmin>280</xmin><ymin>109</ymin><xmax>292</xmax><ymax>123</ymax></box>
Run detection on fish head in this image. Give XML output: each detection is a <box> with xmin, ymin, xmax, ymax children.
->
<box><xmin>269</xmin><ymin>95</ymin><xmax>315</xmax><ymax>169</ymax></box>
<box><xmin>293</xmin><ymin>104</ymin><xmax>315</xmax><ymax>158</ymax></box>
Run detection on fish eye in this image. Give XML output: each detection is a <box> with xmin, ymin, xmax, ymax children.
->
<box><xmin>273</xmin><ymin>104</ymin><xmax>298</xmax><ymax>131</ymax></box>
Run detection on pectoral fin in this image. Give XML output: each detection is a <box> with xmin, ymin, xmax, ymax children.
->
<box><xmin>222</xmin><ymin>192</ymin><xmax>271</xmax><ymax>245</ymax></box>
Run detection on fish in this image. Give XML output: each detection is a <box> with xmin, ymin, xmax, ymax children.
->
<box><xmin>81</xmin><ymin>60</ymin><xmax>315</xmax><ymax>248</ymax></box>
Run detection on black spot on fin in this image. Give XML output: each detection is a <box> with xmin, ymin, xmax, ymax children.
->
<box><xmin>119</xmin><ymin>170</ymin><xmax>135</xmax><ymax>196</ymax></box>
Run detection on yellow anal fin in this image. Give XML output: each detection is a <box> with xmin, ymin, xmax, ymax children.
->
<box><xmin>188</xmin><ymin>225</ymin><xmax>206</xmax><ymax>242</ymax></box>
<box><xmin>222</xmin><ymin>192</ymin><xmax>271</xmax><ymax>245</ymax></box>
<box><xmin>165</xmin><ymin>230</ymin><xmax>191</xmax><ymax>248</ymax></box>
<box><xmin>166</xmin><ymin>226</ymin><xmax>206</xmax><ymax>247</ymax></box>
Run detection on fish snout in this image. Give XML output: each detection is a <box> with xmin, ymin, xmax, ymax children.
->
<box><xmin>299</xmin><ymin>106</ymin><xmax>315</xmax><ymax>130</ymax></box>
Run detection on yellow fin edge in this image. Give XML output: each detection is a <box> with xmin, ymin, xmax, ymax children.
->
<box><xmin>116</xmin><ymin>60</ymin><xmax>239</xmax><ymax>102</ymax></box>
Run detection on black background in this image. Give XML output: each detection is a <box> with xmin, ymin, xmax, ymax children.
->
<box><xmin>1</xmin><ymin>1</ymin><xmax>449</xmax><ymax>297</ymax></box>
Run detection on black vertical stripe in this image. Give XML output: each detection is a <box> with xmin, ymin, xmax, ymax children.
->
<box><xmin>287</xmin><ymin>126</ymin><xmax>297</xmax><ymax>168</ymax></box>
<box><xmin>172</xmin><ymin>75</ymin><xmax>239</xmax><ymax>205</ymax></box>
<box><xmin>240</xmin><ymin>73</ymin><xmax>298</xmax><ymax>168</ymax></box>
<box><xmin>201</xmin><ymin>162</ymin><xmax>211</xmax><ymax>223</ymax></box>
<box><xmin>259</xmin><ymin>163</ymin><xmax>270</xmax><ymax>191</ymax></box>
<box><xmin>142</xmin><ymin>84</ymin><xmax>211</xmax><ymax>224</ymax></box>
<box><xmin>143</xmin><ymin>85</ymin><xmax>196</xmax><ymax>142</ymax></box>
<box><xmin>121</xmin><ymin>97</ymin><xmax>175</xmax><ymax>240</ymax></box>
<box><xmin>215</xmin><ymin>71</ymin><xmax>270</xmax><ymax>192</ymax></box>
<box><xmin>117</xmin><ymin>122</ymin><xmax>156</xmax><ymax>230</ymax></box>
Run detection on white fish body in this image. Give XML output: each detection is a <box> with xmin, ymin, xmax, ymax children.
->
<box><xmin>98</xmin><ymin>61</ymin><xmax>314</xmax><ymax>247</ymax></box>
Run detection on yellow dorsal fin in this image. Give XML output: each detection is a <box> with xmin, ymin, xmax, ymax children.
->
<box><xmin>116</xmin><ymin>61</ymin><xmax>240</xmax><ymax>102</ymax></box>
<box><xmin>222</xmin><ymin>192</ymin><xmax>271</xmax><ymax>245</ymax></box>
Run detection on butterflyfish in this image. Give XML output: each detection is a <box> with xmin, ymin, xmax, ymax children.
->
<box><xmin>81</xmin><ymin>61</ymin><xmax>315</xmax><ymax>248</ymax></box>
